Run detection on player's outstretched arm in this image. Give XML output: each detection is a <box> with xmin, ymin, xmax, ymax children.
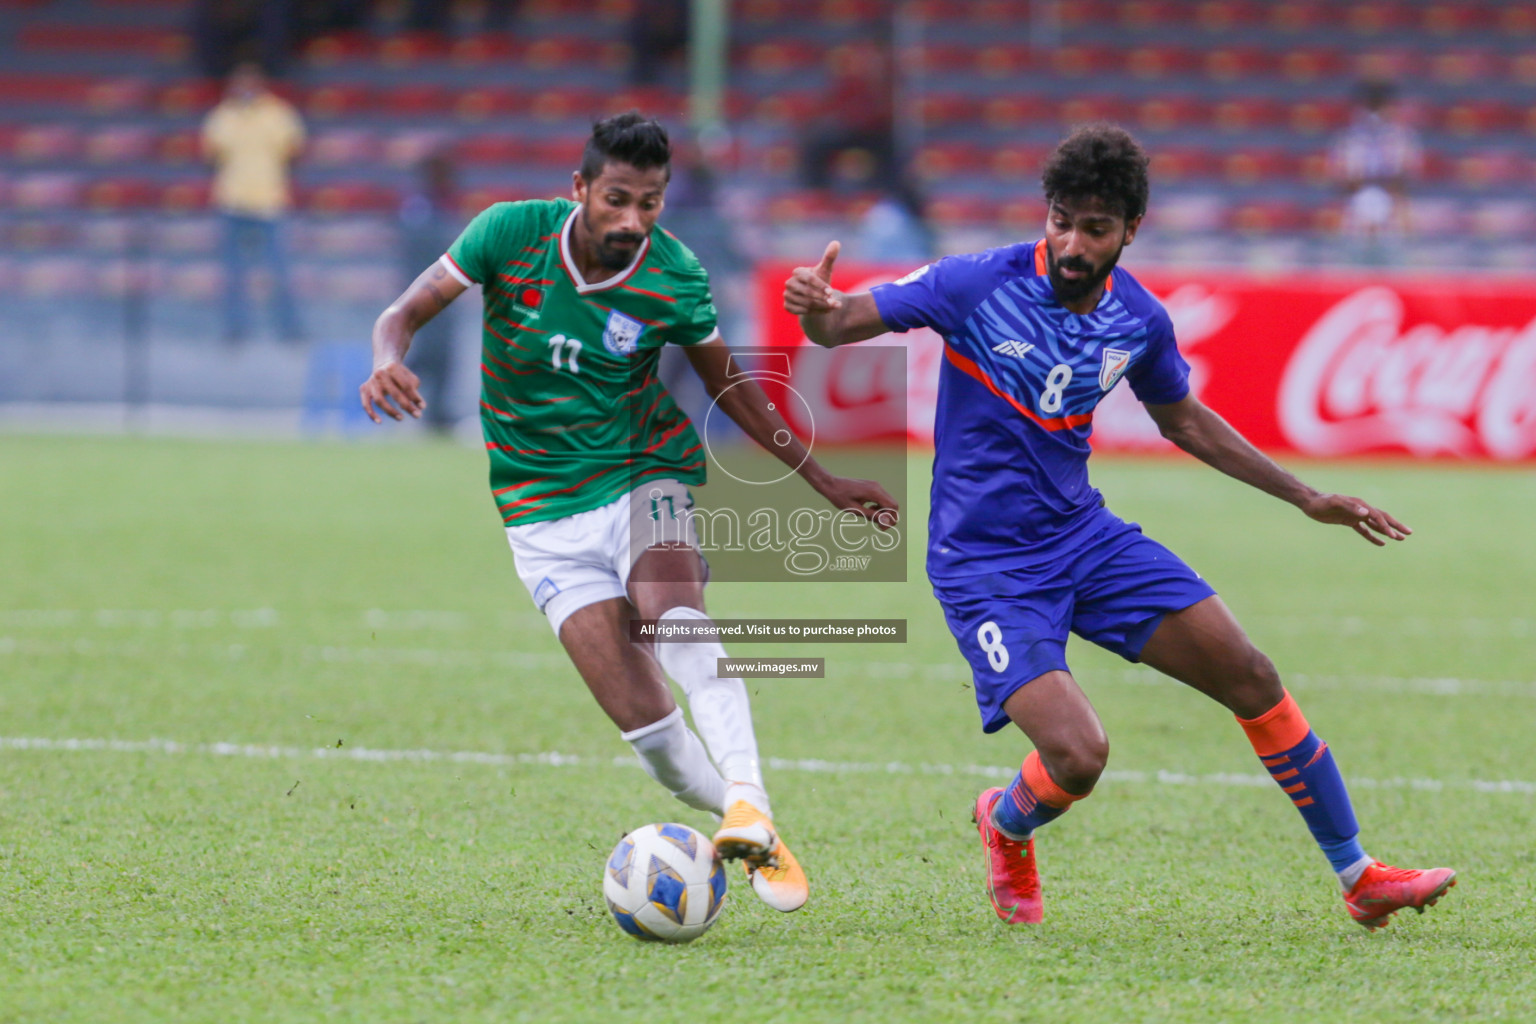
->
<box><xmin>360</xmin><ymin>259</ymin><xmax>467</xmax><ymax>423</ymax></box>
<box><xmin>1145</xmin><ymin>394</ymin><xmax>1411</xmax><ymax>547</ymax></box>
<box><xmin>782</xmin><ymin>241</ymin><xmax>892</xmax><ymax>348</ymax></box>
<box><xmin>683</xmin><ymin>338</ymin><xmax>899</xmax><ymax>529</ymax></box>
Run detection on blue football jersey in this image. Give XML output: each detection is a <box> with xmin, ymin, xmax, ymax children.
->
<box><xmin>871</xmin><ymin>240</ymin><xmax>1191</xmax><ymax>579</ymax></box>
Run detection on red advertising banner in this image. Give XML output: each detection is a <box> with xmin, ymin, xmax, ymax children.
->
<box><xmin>757</xmin><ymin>263</ymin><xmax>1536</xmax><ymax>460</ymax></box>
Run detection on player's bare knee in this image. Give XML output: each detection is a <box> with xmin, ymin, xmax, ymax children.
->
<box><xmin>1226</xmin><ymin>646</ymin><xmax>1283</xmax><ymax>718</ymax></box>
<box><xmin>1046</xmin><ymin>736</ymin><xmax>1108</xmax><ymax>796</ymax></box>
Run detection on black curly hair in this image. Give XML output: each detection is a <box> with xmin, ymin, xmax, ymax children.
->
<box><xmin>1040</xmin><ymin>123</ymin><xmax>1150</xmax><ymax>223</ymax></box>
<box><xmin>580</xmin><ymin>110</ymin><xmax>672</xmax><ymax>181</ymax></box>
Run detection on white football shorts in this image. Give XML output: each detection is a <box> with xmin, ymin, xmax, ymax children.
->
<box><xmin>505</xmin><ymin>477</ymin><xmax>702</xmax><ymax>637</ymax></box>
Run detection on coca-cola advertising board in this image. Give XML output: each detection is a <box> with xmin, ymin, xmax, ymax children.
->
<box><xmin>756</xmin><ymin>264</ymin><xmax>1536</xmax><ymax>461</ymax></box>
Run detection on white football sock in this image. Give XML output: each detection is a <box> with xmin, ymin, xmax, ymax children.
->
<box><xmin>620</xmin><ymin>707</ymin><xmax>727</xmax><ymax>816</ymax></box>
<box><xmin>655</xmin><ymin>606</ymin><xmax>770</xmax><ymax>817</ymax></box>
<box><xmin>1338</xmin><ymin>853</ymin><xmax>1373</xmax><ymax>891</ymax></box>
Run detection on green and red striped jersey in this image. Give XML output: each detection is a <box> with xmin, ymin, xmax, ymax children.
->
<box><xmin>443</xmin><ymin>198</ymin><xmax>717</xmax><ymax>525</ymax></box>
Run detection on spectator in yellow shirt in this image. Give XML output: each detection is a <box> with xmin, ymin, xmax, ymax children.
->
<box><xmin>202</xmin><ymin>62</ymin><xmax>306</xmax><ymax>342</ymax></box>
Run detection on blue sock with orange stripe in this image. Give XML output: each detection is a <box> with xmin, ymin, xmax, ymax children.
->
<box><xmin>990</xmin><ymin>749</ymin><xmax>1087</xmax><ymax>840</ymax></box>
<box><xmin>1238</xmin><ymin>690</ymin><xmax>1370</xmax><ymax>887</ymax></box>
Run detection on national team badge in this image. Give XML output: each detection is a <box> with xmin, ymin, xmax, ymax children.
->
<box><xmin>1099</xmin><ymin>348</ymin><xmax>1131</xmax><ymax>391</ymax></box>
<box><xmin>603</xmin><ymin>310</ymin><xmax>645</xmax><ymax>355</ymax></box>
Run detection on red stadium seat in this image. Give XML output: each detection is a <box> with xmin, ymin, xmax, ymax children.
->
<box><xmin>974</xmin><ymin>45</ymin><xmax>1036</xmax><ymax>78</ymax></box>
<box><xmin>1203</xmin><ymin>46</ymin><xmax>1274</xmax><ymax>80</ymax></box>
<box><xmin>1212</xmin><ymin>97</ymin><xmax>1283</xmax><ymax>132</ymax></box>
<box><xmin>1267</xmin><ymin>1</ymin><xmax>1330</xmax><ymax>31</ymax></box>
<box><xmin>737</xmin><ymin>0</ymin><xmax>791</xmax><ymax>23</ymax></box>
<box><xmin>1051</xmin><ymin>1</ymin><xmax>1115</xmax><ymax>28</ymax></box>
<box><xmin>19</xmin><ymin>24</ymin><xmax>187</xmax><ymax>62</ymax></box>
<box><xmin>12</xmin><ymin>172</ymin><xmax>82</xmax><ymax>210</ymax></box>
<box><xmin>1439</xmin><ymin>100</ymin><xmax>1518</xmax><ymax>137</ymax></box>
<box><xmin>1221</xmin><ymin>149</ymin><xmax>1298</xmax><ymax>185</ymax></box>
<box><xmin>1228</xmin><ymin>200</ymin><xmax>1305</xmax><ymax>235</ymax></box>
<box><xmin>84</xmin><ymin>126</ymin><xmax>155</xmax><ymax>164</ymax></box>
<box><xmin>1134</xmin><ymin>96</ymin><xmax>1210</xmax><ymax>133</ymax></box>
<box><xmin>375</xmin><ymin>83</ymin><xmax>453</xmax><ymax>117</ymax></box>
<box><xmin>1429</xmin><ymin>51</ymin><xmax>1503</xmax><ymax>86</ymax></box>
<box><xmin>752</xmin><ymin>91</ymin><xmax>820</xmax><ymax>127</ymax></box>
<box><xmin>818</xmin><ymin>0</ymin><xmax>886</xmax><ymax>23</ymax></box>
<box><xmin>528</xmin><ymin>137</ymin><xmax>586</xmax><ymax>167</ymax></box>
<box><xmin>156</xmin><ymin>79</ymin><xmax>220</xmax><ymax>117</ymax></box>
<box><xmin>303</xmin><ymin>83</ymin><xmax>373</xmax><ymax>119</ymax></box>
<box><xmin>1468</xmin><ymin>199</ymin><xmax>1536</xmax><ymax>240</ymax></box>
<box><xmin>85</xmin><ymin>178</ymin><xmax>159</xmax><ymax>211</ymax></box>
<box><xmin>450</xmin><ymin>33</ymin><xmax>519</xmax><ymax>65</ymax></box>
<box><xmin>604</xmin><ymin>88</ymin><xmax>685</xmax><ymax>120</ymax></box>
<box><xmin>1116</xmin><ymin>2</ymin><xmax>1182</xmax><ymax>30</ymax></box>
<box><xmin>528</xmin><ymin>88</ymin><xmax>603</xmax><ymax>122</ymax></box>
<box><xmin>918</xmin><ymin>94</ymin><xmax>982</xmax><ymax>127</ymax></box>
<box><xmin>159</xmin><ymin>180</ymin><xmax>210</xmax><ymax>212</ymax></box>
<box><xmin>303</xmin><ymin>182</ymin><xmax>399</xmax><ymax>215</ymax></box>
<box><xmin>990</xmin><ymin>144</ymin><xmax>1050</xmax><ymax>181</ymax></box>
<box><xmin>1452</xmin><ymin>152</ymin><xmax>1524</xmax><ymax>190</ymax></box>
<box><xmin>1422</xmin><ymin>3</ymin><xmax>1493</xmax><ymax>35</ymax></box>
<box><xmin>1057</xmin><ymin>95</ymin><xmax>1128</xmax><ymax>126</ymax></box>
<box><xmin>1353</xmin><ymin>50</ymin><xmax>1421</xmax><ymax>80</ymax></box>
<box><xmin>1279</xmin><ymin>48</ymin><xmax>1346</xmax><ymax>83</ymax></box>
<box><xmin>0</xmin><ymin>74</ymin><xmax>94</xmax><ymax>107</ymax></box>
<box><xmin>926</xmin><ymin>195</ymin><xmax>995</xmax><ymax>228</ymax></box>
<box><xmin>85</xmin><ymin>77</ymin><xmax>154</xmax><ymax>115</ymax></box>
<box><xmin>302</xmin><ymin>32</ymin><xmax>376</xmax><ymax>66</ymax></box>
<box><xmin>740</xmin><ymin>40</ymin><xmax>821</xmax><ymax>76</ymax></box>
<box><xmin>309</xmin><ymin>129</ymin><xmax>381</xmax><ymax>167</ymax></box>
<box><xmin>1195</xmin><ymin>1</ymin><xmax>1265</xmax><ymax>31</ymax></box>
<box><xmin>1149</xmin><ymin>148</ymin><xmax>1219</xmax><ymax>182</ymax></box>
<box><xmin>982</xmin><ymin>96</ymin><xmax>1049</xmax><ymax>130</ymax></box>
<box><xmin>1127</xmin><ymin>46</ymin><xmax>1199</xmax><ymax>80</ymax></box>
<box><xmin>912</xmin><ymin>142</ymin><xmax>982</xmax><ymax>181</ymax></box>
<box><xmin>1050</xmin><ymin>46</ymin><xmax>1113</xmax><ymax>78</ymax></box>
<box><xmin>1347</xmin><ymin>2</ymin><xmax>1410</xmax><ymax>35</ymax></box>
<box><xmin>377</xmin><ymin>32</ymin><xmax>450</xmax><ymax>68</ymax></box>
<box><xmin>1287</xmin><ymin>99</ymin><xmax>1350</xmax><ymax>135</ymax></box>
<box><xmin>156</xmin><ymin>129</ymin><xmax>201</xmax><ymax>165</ymax></box>
<box><xmin>1499</xmin><ymin>6</ymin><xmax>1536</xmax><ymax>34</ymax></box>
<box><xmin>456</xmin><ymin>134</ymin><xmax>524</xmax><ymax>166</ymax></box>
<box><xmin>453</xmin><ymin>86</ymin><xmax>525</xmax><ymax>121</ymax></box>
<box><xmin>11</xmin><ymin>124</ymin><xmax>81</xmax><ymax>162</ymax></box>
<box><xmin>382</xmin><ymin>130</ymin><xmax>454</xmax><ymax>169</ymax></box>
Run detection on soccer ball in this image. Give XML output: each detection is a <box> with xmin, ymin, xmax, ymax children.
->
<box><xmin>603</xmin><ymin>822</ymin><xmax>727</xmax><ymax>943</ymax></box>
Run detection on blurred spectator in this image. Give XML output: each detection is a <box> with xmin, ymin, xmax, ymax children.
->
<box><xmin>191</xmin><ymin>0</ymin><xmax>293</xmax><ymax>79</ymax></box>
<box><xmin>854</xmin><ymin>177</ymin><xmax>934</xmax><ymax>265</ymax></box>
<box><xmin>628</xmin><ymin>0</ymin><xmax>690</xmax><ymax>86</ymax></box>
<box><xmin>1329</xmin><ymin>79</ymin><xmax>1423</xmax><ymax>261</ymax></box>
<box><xmin>202</xmin><ymin>62</ymin><xmax>306</xmax><ymax>343</ymax></box>
<box><xmin>800</xmin><ymin>40</ymin><xmax>898</xmax><ymax>191</ymax></box>
<box><xmin>398</xmin><ymin>153</ymin><xmax>462</xmax><ymax>434</ymax></box>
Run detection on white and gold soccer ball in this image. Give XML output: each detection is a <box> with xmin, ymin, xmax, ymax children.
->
<box><xmin>603</xmin><ymin>823</ymin><xmax>727</xmax><ymax>943</ymax></box>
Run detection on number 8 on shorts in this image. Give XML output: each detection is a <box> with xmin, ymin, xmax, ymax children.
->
<box><xmin>977</xmin><ymin>620</ymin><xmax>1010</xmax><ymax>672</ymax></box>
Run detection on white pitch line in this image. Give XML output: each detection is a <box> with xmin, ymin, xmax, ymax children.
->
<box><xmin>1</xmin><ymin>736</ymin><xmax>1532</xmax><ymax>797</ymax></box>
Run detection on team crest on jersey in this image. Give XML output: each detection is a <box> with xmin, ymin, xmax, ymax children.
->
<box><xmin>603</xmin><ymin>310</ymin><xmax>645</xmax><ymax>355</ymax></box>
<box><xmin>1099</xmin><ymin>348</ymin><xmax>1131</xmax><ymax>391</ymax></box>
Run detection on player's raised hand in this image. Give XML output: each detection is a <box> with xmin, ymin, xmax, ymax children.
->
<box><xmin>360</xmin><ymin>360</ymin><xmax>425</xmax><ymax>423</ymax></box>
<box><xmin>1301</xmin><ymin>492</ymin><xmax>1412</xmax><ymax>546</ymax></box>
<box><xmin>814</xmin><ymin>473</ymin><xmax>900</xmax><ymax>531</ymax></box>
<box><xmin>783</xmin><ymin>240</ymin><xmax>843</xmax><ymax>315</ymax></box>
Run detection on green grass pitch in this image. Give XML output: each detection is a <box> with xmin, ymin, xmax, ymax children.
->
<box><xmin>1</xmin><ymin>434</ymin><xmax>1533</xmax><ymax>1023</ymax></box>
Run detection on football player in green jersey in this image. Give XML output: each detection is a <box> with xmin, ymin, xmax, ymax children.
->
<box><xmin>360</xmin><ymin>112</ymin><xmax>896</xmax><ymax>913</ymax></box>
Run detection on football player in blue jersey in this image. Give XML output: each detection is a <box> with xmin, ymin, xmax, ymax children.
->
<box><xmin>782</xmin><ymin>123</ymin><xmax>1455</xmax><ymax>930</ymax></box>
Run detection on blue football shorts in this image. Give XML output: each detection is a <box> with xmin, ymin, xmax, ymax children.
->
<box><xmin>931</xmin><ymin>517</ymin><xmax>1217</xmax><ymax>734</ymax></box>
